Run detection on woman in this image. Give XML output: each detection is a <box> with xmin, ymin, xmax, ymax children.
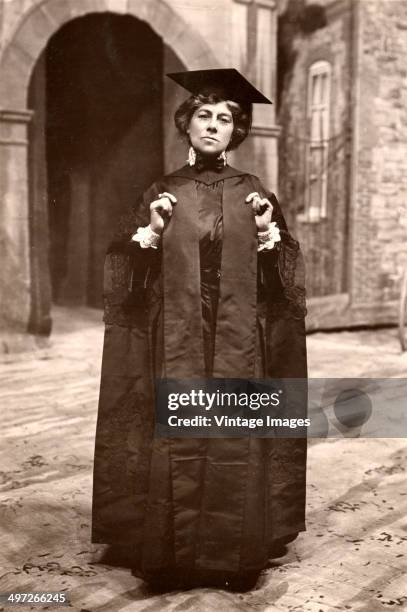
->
<box><xmin>92</xmin><ymin>69</ymin><xmax>307</xmax><ymax>591</ymax></box>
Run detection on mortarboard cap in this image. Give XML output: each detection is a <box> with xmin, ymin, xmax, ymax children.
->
<box><xmin>166</xmin><ymin>68</ymin><xmax>272</xmax><ymax>105</ymax></box>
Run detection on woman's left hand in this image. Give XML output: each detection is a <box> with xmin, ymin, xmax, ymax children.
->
<box><xmin>245</xmin><ymin>192</ymin><xmax>273</xmax><ymax>231</ymax></box>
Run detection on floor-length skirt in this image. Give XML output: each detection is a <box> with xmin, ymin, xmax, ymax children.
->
<box><xmin>92</xmin><ymin>274</ymin><xmax>307</xmax><ymax>585</ymax></box>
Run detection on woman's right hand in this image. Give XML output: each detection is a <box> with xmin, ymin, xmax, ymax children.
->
<box><xmin>150</xmin><ymin>192</ymin><xmax>177</xmax><ymax>235</ymax></box>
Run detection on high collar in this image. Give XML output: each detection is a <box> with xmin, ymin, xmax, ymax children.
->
<box><xmin>167</xmin><ymin>164</ymin><xmax>247</xmax><ymax>186</ymax></box>
<box><xmin>194</xmin><ymin>150</ymin><xmax>226</xmax><ymax>172</ymax></box>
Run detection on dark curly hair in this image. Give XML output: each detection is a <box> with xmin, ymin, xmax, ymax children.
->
<box><xmin>174</xmin><ymin>91</ymin><xmax>252</xmax><ymax>151</ymax></box>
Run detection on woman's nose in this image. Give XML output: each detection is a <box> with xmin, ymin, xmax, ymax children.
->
<box><xmin>207</xmin><ymin>119</ymin><xmax>217</xmax><ymax>132</ymax></box>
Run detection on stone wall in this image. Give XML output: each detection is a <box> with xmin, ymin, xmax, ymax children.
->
<box><xmin>278</xmin><ymin>0</ymin><xmax>352</xmax><ymax>298</ymax></box>
<box><xmin>351</xmin><ymin>0</ymin><xmax>407</xmax><ymax>307</ymax></box>
<box><xmin>280</xmin><ymin>0</ymin><xmax>407</xmax><ymax>327</ymax></box>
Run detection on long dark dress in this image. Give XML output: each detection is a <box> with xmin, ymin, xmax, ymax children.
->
<box><xmin>92</xmin><ymin>163</ymin><xmax>307</xmax><ymax>586</ymax></box>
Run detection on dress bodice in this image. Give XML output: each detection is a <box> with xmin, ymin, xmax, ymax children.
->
<box><xmin>196</xmin><ymin>179</ymin><xmax>223</xmax><ymax>275</ymax></box>
<box><xmin>186</xmin><ymin>164</ymin><xmax>234</xmax><ymax>277</ymax></box>
<box><xmin>189</xmin><ymin>166</ymin><xmax>229</xmax><ymax>375</ymax></box>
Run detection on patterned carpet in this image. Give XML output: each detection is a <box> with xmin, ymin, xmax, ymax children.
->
<box><xmin>0</xmin><ymin>307</ymin><xmax>406</xmax><ymax>611</ymax></box>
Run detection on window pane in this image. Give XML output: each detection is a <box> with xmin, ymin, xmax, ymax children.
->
<box><xmin>320</xmin><ymin>73</ymin><xmax>328</xmax><ymax>104</ymax></box>
<box><xmin>306</xmin><ymin>62</ymin><xmax>331</xmax><ymax>220</ymax></box>
<box><xmin>311</xmin><ymin>110</ymin><xmax>320</xmax><ymax>140</ymax></box>
<box><xmin>312</xmin><ymin>74</ymin><xmax>320</xmax><ymax>106</ymax></box>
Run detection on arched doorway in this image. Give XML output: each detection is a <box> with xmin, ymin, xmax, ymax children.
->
<box><xmin>0</xmin><ymin>0</ymin><xmax>219</xmax><ymax>343</ymax></box>
<box><xmin>29</xmin><ymin>13</ymin><xmax>170</xmax><ymax>324</ymax></box>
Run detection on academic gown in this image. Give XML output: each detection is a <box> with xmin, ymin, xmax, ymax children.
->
<box><xmin>92</xmin><ymin>163</ymin><xmax>308</xmax><ymax>582</ymax></box>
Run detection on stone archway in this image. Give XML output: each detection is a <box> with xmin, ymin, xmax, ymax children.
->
<box><xmin>0</xmin><ymin>0</ymin><xmax>219</xmax><ymax>347</ymax></box>
<box><xmin>0</xmin><ymin>0</ymin><xmax>218</xmax><ymax>108</ymax></box>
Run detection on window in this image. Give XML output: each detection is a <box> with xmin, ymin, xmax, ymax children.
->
<box><xmin>305</xmin><ymin>60</ymin><xmax>331</xmax><ymax>221</ymax></box>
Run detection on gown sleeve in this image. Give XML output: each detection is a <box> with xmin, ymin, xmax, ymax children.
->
<box><xmin>257</xmin><ymin>190</ymin><xmax>307</xmax><ymax>319</ymax></box>
<box><xmin>103</xmin><ymin>182</ymin><xmax>162</xmax><ymax>325</ymax></box>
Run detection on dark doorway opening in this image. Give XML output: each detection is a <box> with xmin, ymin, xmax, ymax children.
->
<box><xmin>28</xmin><ymin>12</ymin><xmax>164</xmax><ymax>333</ymax></box>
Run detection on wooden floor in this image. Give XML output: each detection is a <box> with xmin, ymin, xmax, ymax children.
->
<box><xmin>0</xmin><ymin>307</ymin><xmax>406</xmax><ymax>611</ymax></box>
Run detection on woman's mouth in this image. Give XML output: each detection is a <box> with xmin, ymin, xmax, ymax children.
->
<box><xmin>202</xmin><ymin>136</ymin><xmax>218</xmax><ymax>142</ymax></box>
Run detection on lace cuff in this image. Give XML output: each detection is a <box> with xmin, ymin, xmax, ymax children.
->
<box><xmin>131</xmin><ymin>225</ymin><xmax>161</xmax><ymax>249</ymax></box>
<box><xmin>257</xmin><ymin>222</ymin><xmax>281</xmax><ymax>252</ymax></box>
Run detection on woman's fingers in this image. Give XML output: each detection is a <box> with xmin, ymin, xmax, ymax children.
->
<box><xmin>158</xmin><ymin>192</ymin><xmax>177</xmax><ymax>218</ymax></box>
<box><xmin>260</xmin><ymin>198</ymin><xmax>273</xmax><ymax>214</ymax></box>
<box><xmin>245</xmin><ymin>192</ymin><xmax>273</xmax><ymax>215</ymax></box>
<box><xmin>245</xmin><ymin>192</ymin><xmax>260</xmax><ymax>205</ymax></box>
<box><xmin>158</xmin><ymin>192</ymin><xmax>177</xmax><ymax>204</ymax></box>
<box><xmin>150</xmin><ymin>192</ymin><xmax>177</xmax><ymax>217</ymax></box>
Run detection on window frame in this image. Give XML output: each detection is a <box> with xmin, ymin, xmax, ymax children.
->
<box><xmin>302</xmin><ymin>60</ymin><xmax>332</xmax><ymax>223</ymax></box>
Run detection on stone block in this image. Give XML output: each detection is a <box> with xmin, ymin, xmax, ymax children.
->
<box><xmin>103</xmin><ymin>0</ymin><xmax>128</xmax><ymax>14</ymax></box>
<box><xmin>0</xmin><ymin>45</ymin><xmax>33</xmax><ymax>108</ymax></box>
<box><xmin>13</xmin><ymin>5</ymin><xmax>54</xmax><ymax>62</ymax></box>
<box><xmin>68</xmin><ymin>0</ymin><xmax>112</xmax><ymax>18</ymax></box>
<box><xmin>126</xmin><ymin>0</ymin><xmax>150</xmax><ymax>23</ymax></box>
<box><xmin>39</xmin><ymin>0</ymin><xmax>75</xmax><ymax>29</ymax></box>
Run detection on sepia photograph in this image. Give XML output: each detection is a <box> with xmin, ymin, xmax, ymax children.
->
<box><xmin>0</xmin><ymin>0</ymin><xmax>406</xmax><ymax>610</ymax></box>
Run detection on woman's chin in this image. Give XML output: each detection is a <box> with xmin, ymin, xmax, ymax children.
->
<box><xmin>195</xmin><ymin>145</ymin><xmax>223</xmax><ymax>157</ymax></box>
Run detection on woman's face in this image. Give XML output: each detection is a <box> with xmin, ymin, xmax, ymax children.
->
<box><xmin>187</xmin><ymin>101</ymin><xmax>234</xmax><ymax>156</ymax></box>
